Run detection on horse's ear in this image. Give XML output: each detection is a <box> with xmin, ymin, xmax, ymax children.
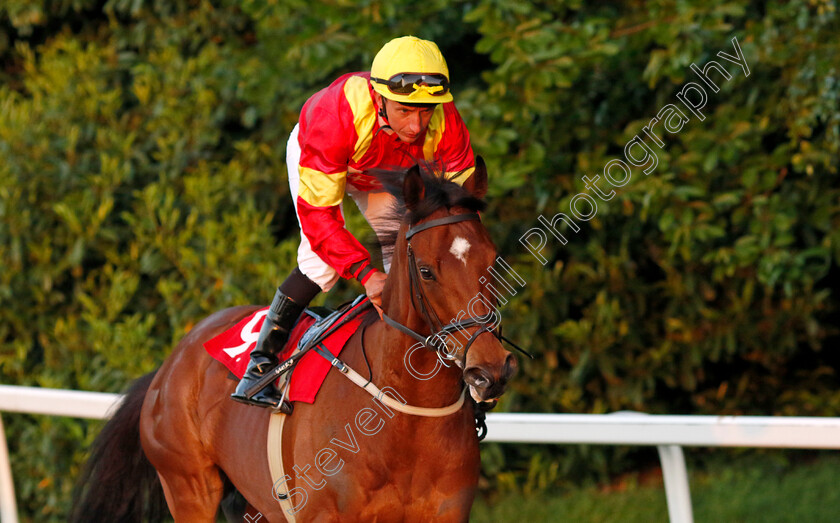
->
<box><xmin>462</xmin><ymin>156</ymin><xmax>488</xmax><ymax>199</ymax></box>
<box><xmin>403</xmin><ymin>164</ymin><xmax>425</xmax><ymax>211</ymax></box>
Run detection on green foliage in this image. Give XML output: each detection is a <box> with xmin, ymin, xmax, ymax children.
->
<box><xmin>1</xmin><ymin>0</ymin><xmax>839</xmax><ymax>520</ymax></box>
<box><xmin>472</xmin><ymin>452</ymin><xmax>840</xmax><ymax>523</ymax></box>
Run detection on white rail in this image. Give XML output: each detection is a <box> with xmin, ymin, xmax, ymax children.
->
<box><xmin>3</xmin><ymin>386</ymin><xmax>840</xmax><ymax>523</ymax></box>
<box><xmin>0</xmin><ymin>386</ymin><xmax>122</xmax><ymax>419</ymax></box>
<box><xmin>483</xmin><ymin>412</ymin><xmax>840</xmax><ymax>448</ymax></box>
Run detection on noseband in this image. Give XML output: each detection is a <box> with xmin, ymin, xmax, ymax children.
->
<box><xmin>382</xmin><ymin>212</ymin><xmax>500</xmax><ymax>367</ymax></box>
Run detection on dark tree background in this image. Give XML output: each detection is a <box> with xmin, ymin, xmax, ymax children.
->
<box><xmin>1</xmin><ymin>1</ymin><xmax>838</xmax><ymax>519</ymax></box>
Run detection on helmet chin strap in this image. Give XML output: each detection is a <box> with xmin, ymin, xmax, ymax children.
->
<box><xmin>377</xmin><ymin>100</ymin><xmax>392</xmax><ymax>128</ymax></box>
<box><xmin>375</xmin><ymin>97</ymin><xmax>393</xmax><ymax>134</ymax></box>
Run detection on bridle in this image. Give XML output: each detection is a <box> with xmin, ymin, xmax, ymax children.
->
<box><xmin>286</xmin><ymin>208</ymin><xmax>529</xmax><ymax>433</ymax></box>
<box><xmin>381</xmin><ymin>212</ymin><xmax>503</xmax><ymax>368</ymax></box>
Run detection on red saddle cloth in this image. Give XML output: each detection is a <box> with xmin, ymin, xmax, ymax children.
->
<box><xmin>203</xmin><ymin>306</ymin><xmax>363</xmax><ymax>403</ymax></box>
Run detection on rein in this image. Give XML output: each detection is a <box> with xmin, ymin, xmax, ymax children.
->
<box><xmin>280</xmin><ymin>212</ymin><xmax>530</xmax><ymax>419</ymax></box>
<box><xmin>313</xmin><ymin>343</ymin><xmax>466</xmax><ymax>417</ymax></box>
<box><xmin>307</xmin><ymin>212</ymin><xmax>492</xmax><ymax>419</ymax></box>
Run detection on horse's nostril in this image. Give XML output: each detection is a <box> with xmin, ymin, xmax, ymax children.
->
<box><xmin>464</xmin><ymin>368</ymin><xmax>493</xmax><ymax>390</ymax></box>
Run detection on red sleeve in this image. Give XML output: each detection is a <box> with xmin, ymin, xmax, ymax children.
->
<box><xmin>295</xmin><ymin>74</ymin><xmax>373</xmax><ymax>280</ymax></box>
<box><xmin>296</xmin><ymin>198</ymin><xmax>372</xmax><ymax>279</ymax></box>
<box><xmin>298</xmin><ymin>88</ymin><xmax>355</xmax><ymax>177</ymax></box>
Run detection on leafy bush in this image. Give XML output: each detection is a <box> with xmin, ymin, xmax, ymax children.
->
<box><xmin>1</xmin><ymin>0</ymin><xmax>838</xmax><ymax>520</ymax></box>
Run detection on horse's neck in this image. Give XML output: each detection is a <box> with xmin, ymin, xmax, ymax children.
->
<box><xmin>364</xmin><ymin>320</ymin><xmax>464</xmax><ymax>408</ymax></box>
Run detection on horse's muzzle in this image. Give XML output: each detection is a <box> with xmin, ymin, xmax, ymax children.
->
<box><xmin>464</xmin><ymin>353</ymin><xmax>517</xmax><ymax>402</ymax></box>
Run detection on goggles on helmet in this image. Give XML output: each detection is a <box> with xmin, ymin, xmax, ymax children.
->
<box><xmin>370</xmin><ymin>73</ymin><xmax>450</xmax><ymax>97</ymax></box>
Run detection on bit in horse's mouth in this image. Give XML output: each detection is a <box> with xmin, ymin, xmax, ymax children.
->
<box><xmin>468</xmin><ymin>385</ymin><xmax>501</xmax><ymax>406</ymax></box>
<box><xmin>472</xmin><ymin>393</ymin><xmax>499</xmax><ymax>410</ymax></box>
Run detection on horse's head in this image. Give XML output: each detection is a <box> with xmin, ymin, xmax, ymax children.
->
<box><xmin>377</xmin><ymin>158</ymin><xmax>517</xmax><ymax>403</ymax></box>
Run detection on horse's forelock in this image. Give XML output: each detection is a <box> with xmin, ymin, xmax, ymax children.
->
<box><xmin>368</xmin><ymin>163</ymin><xmax>487</xmax><ymax>256</ymax></box>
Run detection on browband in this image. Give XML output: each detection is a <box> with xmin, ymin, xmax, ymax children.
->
<box><xmin>405</xmin><ymin>213</ymin><xmax>480</xmax><ymax>240</ymax></box>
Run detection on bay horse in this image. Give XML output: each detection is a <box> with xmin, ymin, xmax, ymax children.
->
<box><xmin>71</xmin><ymin>159</ymin><xmax>516</xmax><ymax>522</ymax></box>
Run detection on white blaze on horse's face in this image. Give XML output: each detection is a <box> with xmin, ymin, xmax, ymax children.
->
<box><xmin>449</xmin><ymin>236</ymin><xmax>471</xmax><ymax>266</ymax></box>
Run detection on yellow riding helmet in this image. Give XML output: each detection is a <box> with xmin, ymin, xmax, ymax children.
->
<box><xmin>370</xmin><ymin>36</ymin><xmax>454</xmax><ymax>104</ymax></box>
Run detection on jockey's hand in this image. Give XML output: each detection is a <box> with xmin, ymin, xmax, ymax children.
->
<box><xmin>363</xmin><ymin>270</ymin><xmax>387</xmax><ymax>319</ymax></box>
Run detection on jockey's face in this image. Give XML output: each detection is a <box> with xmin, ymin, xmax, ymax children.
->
<box><xmin>379</xmin><ymin>96</ymin><xmax>436</xmax><ymax>143</ymax></box>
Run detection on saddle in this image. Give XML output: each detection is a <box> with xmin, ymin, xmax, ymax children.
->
<box><xmin>298</xmin><ymin>300</ymin><xmax>360</xmax><ymax>351</ymax></box>
<box><xmin>203</xmin><ymin>295</ymin><xmax>372</xmax><ymax>408</ymax></box>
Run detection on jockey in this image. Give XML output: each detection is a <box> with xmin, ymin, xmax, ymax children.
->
<box><xmin>232</xmin><ymin>36</ymin><xmax>476</xmax><ymax>409</ymax></box>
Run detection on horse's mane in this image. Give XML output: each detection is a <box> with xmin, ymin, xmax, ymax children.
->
<box><xmin>367</xmin><ymin>162</ymin><xmax>487</xmax><ymax>260</ymax></box>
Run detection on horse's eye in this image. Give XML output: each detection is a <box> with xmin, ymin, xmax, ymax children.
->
<box><xmin>419</xmin><ymin>267</ymin><xmax>435</xmax><ymax>280</ymax></box>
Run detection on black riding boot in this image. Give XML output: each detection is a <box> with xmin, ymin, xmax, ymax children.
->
<box><xmin>230</xmin><ymin>289</ymin><xmax>306</xmax><ymax>409</ymax></box>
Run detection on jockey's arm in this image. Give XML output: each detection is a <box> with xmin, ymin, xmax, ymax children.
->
<box><xmin>295</xmin><ymin>92</ymin><xmax>381</xmax><ymax>289</ymax></box>
<box><xmin>295</xmin><ymin>191</ymin><xmax>377</xmax><ymax>284</ymax></box>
